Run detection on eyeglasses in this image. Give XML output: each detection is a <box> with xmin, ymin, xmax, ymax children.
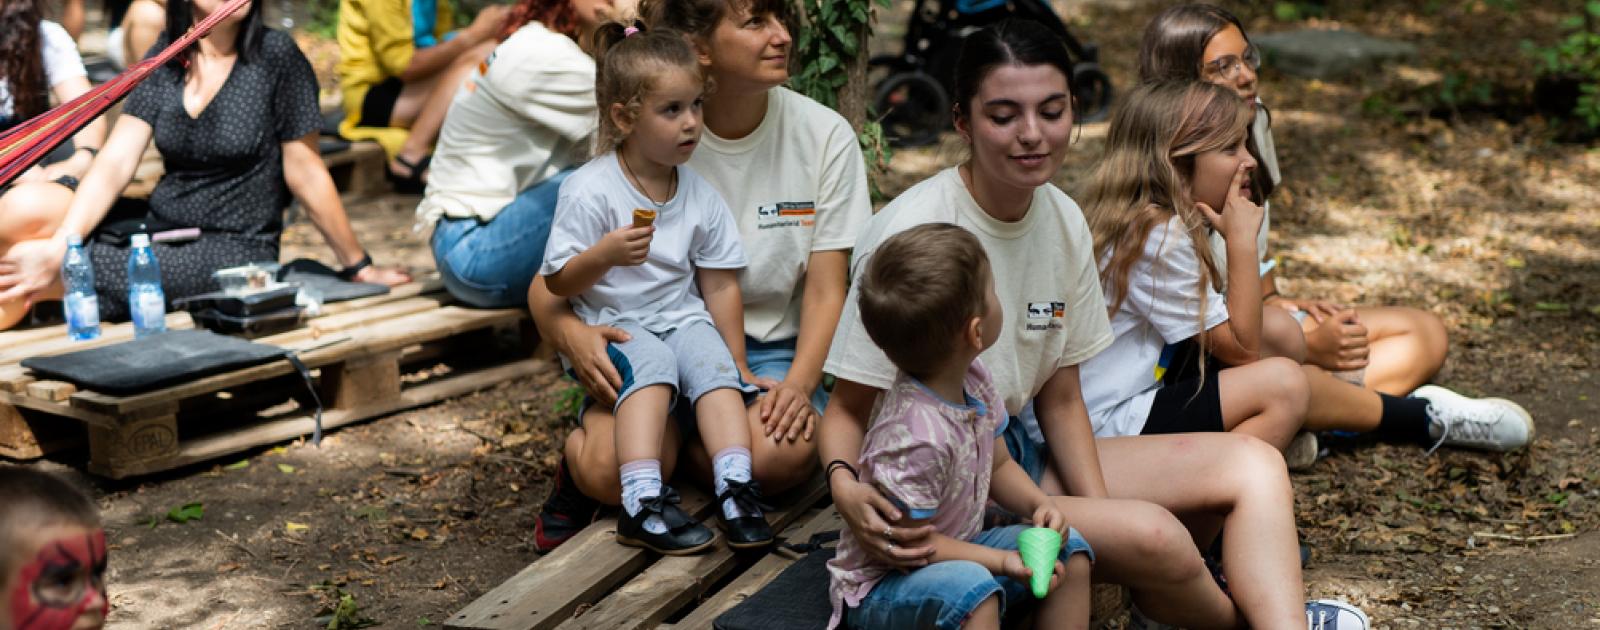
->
<box><xmin>1202</xmin><ymin>45</ymin><xmax>1260</xmax><ymax>82</ymax></box>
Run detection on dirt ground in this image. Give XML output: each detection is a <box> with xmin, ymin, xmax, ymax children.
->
<box><xmin>13</xmin><ymin>0</ymin><xmax>1599</xmax><ymax>628</ymax></box>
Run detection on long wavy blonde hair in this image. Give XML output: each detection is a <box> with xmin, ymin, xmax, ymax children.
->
<box><xmin>1082</xmin><ymin>81</ymin><xmax>1252</xmax><ymax>360</ymax></box>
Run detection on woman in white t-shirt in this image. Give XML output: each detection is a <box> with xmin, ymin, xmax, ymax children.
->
<box><xmin>0</xmin><ymin>2</ymin><xmax>108</xmax><ymax>327</ymax></box>
<box><xmin>822</xmin><ymin>21</ymin><xmax>1335</xmax><ymax>629</ymax></box>
<box><xmin>417</xmin><ymin>0</ymin><xmax>615</xmax><ymax>309</ymax></box>
<box><xmin>1133</xmin><ymin>4</ymin><xmax>1533</xmax><ymax>458</ymax></box>
<box><xmin>527</xmin><ymin>0</ymin><xmax>871</xmax><ymax>551</ymax></box>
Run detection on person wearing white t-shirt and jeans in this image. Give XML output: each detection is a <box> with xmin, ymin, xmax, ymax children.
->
<box><xmin>529</xmin><ymin>0</ymin><xmax>871</xmax><ymax>552</ymax></box>
<box><xmin>821</xmin><ymin>21</ymin><xmax>1337</xmax><ymax>630</ymax></box>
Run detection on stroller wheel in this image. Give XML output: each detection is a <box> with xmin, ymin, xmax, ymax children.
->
<box><xmin>1071</xmin><ymin>63</ymin><xmax>1114</xmax><ymax>124</ymax></box>
<box><xmin>874</xmin><ymin>71</ymin><xmax>950</xmax><ymax>148</ymax></box>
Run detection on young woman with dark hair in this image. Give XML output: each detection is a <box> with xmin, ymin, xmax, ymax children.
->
<box><xmin>0</xmin><ymin>0</ymin><xmax>408</xmax><ymax>329</ymax></box>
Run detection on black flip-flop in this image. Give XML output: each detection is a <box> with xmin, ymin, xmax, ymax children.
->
<box><xmin>386</xmin><ymin>153</ymin><xmax>431</xmax><ymax>195</ymax></box>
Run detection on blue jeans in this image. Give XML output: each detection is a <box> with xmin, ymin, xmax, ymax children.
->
<box><xmin>845</xmin><ymin>525</ymin><xmax>1095</xmax><ymax>630</ymax></box>
<box><xmin>1001</xmin><ymin>413</ymin><xmax>1048</xmax><ymax>485</ymax></box>
<box><xmin>430</xmin><ymin>168</ymin><xmax>573</xmax><ymax>308</ymax></box>
<box><xmin>745</xmin><ymin>336</ymin><xmax>830</xmax><ymax>412</ymax></box>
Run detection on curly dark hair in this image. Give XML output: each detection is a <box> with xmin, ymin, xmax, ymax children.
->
<box><xmin>0</xmin><ymin>0</ymin><xmax>49</xmax><ymax>120</ymax></box>
<box><xmin>502</xmin><ymin>0</ymin><xmax>579</xmax><ymax>40</ymax></box>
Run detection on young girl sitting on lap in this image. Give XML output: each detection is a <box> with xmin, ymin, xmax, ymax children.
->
<box><xmin>827</xmin><ymin>224</ymin><xmax>1093</xmax><ymax>630</ymax></box>
<box><xmin>539</xmin><ymin>22</ymin><xmax>769</xmax><ymax>555</ymax></box>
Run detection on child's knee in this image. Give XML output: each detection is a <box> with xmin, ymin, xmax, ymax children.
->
<box><xmin>1258</xmin><ymin>357</ymin><xmax>1309</xmax><ymax>412</ymax></box>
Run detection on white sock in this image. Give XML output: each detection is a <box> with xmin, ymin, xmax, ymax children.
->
<box><xmin>713</xmin><ymin>447</ymin><xmax>756</xmax><ymax>519</ymax></box>
<box><xmin>619</xmin><ymin>459</ymin><xmax>667</xmax><ymax>534</ymax></box>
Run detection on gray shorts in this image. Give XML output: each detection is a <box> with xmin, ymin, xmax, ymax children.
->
<box><xmin>601</xmin><ymin>319</ymin><xmax>756</xmax><ymax>413</ymax></box>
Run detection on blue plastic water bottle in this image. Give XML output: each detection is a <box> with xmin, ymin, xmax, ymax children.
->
<box><xmin>126</xmin><ymin>233</ymin><xmax>166</xmax><ymax>338</ymax></box>
<box><xmin>60</xmin><ymin>233</ymin><xmax>101</xmax><ymax>341</ymax></box>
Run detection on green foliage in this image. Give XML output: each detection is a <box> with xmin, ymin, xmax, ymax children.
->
<box><xmin>1530</xmin><ymin>1</ymin><xmax>1600</xmax><ymax>129</ymax></box>
<box><xmin>554</xmin><ymin>376</ymin><xmax>585</xmax><ymax>419</ymax></box>
<box><xmin>166</xmin><ymin>502</ymin><xmax>204</xmax><ymax>524</ymax></box>
<box><xmin>789</xmin><ymin>0</ymin><xmax>894</xmax><ymax>197</ymax></box>
<box><xmin>305</xmin><ymin>0</ymin><xmax>340</xmax><ymax>39</ymax></box>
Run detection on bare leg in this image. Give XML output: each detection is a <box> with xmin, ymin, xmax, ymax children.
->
<box><xmin>387</xmin><ymin>40</ymin><xmax>497</xmax><ymax>177</ymax></box>
<box><xmin>1301</xmin><ymin>365</ymin><xmax>1383</xmax><ymax>433</ymax></box>
<box><xmin>0</xmin><ymin>182</ymin><xmax>73</xmax><ymax>330</ymax></box>
<box><xmin>680</xmin><ymin>401</ymin><xmax>818</xmax><ymax>495</ymax></box>
<box><xmin>960</xmin><ymin>594</ymin><xmax>1001</xmax><ymax>630</ymax></box>
<box><xmin>1096</xmin><ymin>433</ymin><xmax>1304</xmax><ymax>629</ymax></box>
<box><xmin>1215</xmin><ymin>356</ymin><xmax>1310</xmax><ymax>450</ymax></box>
<box><xmin>1037</xmin><ymin>553</ymin><xmax>1092</xmax><ymax>630</ymax></box>
<box><xmin>1355</xmin><ymin>306</ymin><xmax>1447</xmax><ymax>396</ymax></box>
<box><xmin>565</xmin><ymin>404</ymin><xmax>682</xmax><ymax>505</ymax></box>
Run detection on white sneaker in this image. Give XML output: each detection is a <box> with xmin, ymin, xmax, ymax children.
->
<box><xmin>1306</xmin><ymin>599</ymin><xmax>1370</xmax><ymax>629</ymax></box>
<box><xmin>1286</xmin><ymin>431</ymin><xmax>1320</xmax><ymax>472</ymax></box>
<box><xmin>1413</xmin><ymin>384</ymin><xmax>1534</xmax><ymax>454</ymax></box>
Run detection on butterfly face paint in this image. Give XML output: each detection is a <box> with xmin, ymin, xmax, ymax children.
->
<box><xmin>8</xmin><ymin>529</ymin><xmax>107</xmax><ymax>630</ymax></box>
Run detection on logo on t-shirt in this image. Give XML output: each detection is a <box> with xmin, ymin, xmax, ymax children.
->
<box><xmin>1025</xmin><ymin>301</ymin><xmax>1065</xmax><ymax>331</ymax></box>
<box><xmin>756</xmin><ymin>202</ymin><xmax>816</xmax><ymax>229</ymax></box>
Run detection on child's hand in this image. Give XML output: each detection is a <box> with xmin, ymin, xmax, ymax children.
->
<box><xmin>1195</xmin><ymin>163</ymin><xmax>1264</xmax><ymax>245</ymax></box>
<box><xmin>999</xmin><ymin>551</ymin><xmax>1064</xmax><ymax>592</ymax></box>
<box><xmin>597</xmin><ymin>225</ymin><xmax>653</xmax><ymax>267</ymax></box>
<box><xmin>1030</xmin><ymin>504</ymin><xmax>1067</xmax><ymax>535</ymax></box>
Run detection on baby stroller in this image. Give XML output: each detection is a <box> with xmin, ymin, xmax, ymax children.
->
<box><xmin>870</xmin><ymin>0</ymin><xmax>1114</xmax><ymax>146</ymax></box>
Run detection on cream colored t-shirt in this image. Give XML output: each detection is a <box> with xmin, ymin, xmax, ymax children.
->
<box><xmin>825</xmin><ymin>168</ymin><xmax>1114</xmax><ymax>438</ymax></box>
<box><xmin>1209</xmin><ymin>106</ymin><xmax>1283</xmax><ymax>282</ymax></box>
<box><xmin>416</xmin><ymin>21</ymin><xmax>596</xmax><ymax>227</ymax></box>
<box><xmin>688</xmin><ymin>87</ymin><xmax>872</xmax><ymax>343</ymax></box>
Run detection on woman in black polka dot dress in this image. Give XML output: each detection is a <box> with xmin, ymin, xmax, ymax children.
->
<box><xmin>0</xmin><ymin>0</ymin><xmax>408</xmax><ymax>325</ymax></box>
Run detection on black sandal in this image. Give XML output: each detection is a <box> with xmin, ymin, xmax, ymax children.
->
<box><xmin>716</xmin><ymin>479</ymin><xmax>775</xmax><ymax>549</ymax></box>
<box><xmin>386</xmin><ymin>153</ymin><xmax>431</xmax><ymax>195</ymax></box>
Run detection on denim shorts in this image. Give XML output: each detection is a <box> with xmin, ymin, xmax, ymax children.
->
<box><xmin>1001</xmin><ymin>413</ymin><xmax>1048</xmax><ymax>485</ymax></box>
<box><xmin>845</xmin><ymin>524</ymin><xmax>1094</xmax><ymax>630</ymax></box>
<box><xmin>745</xmin><ymin>336</ymin><xmax>830</xmax><ymax>413</ymax></box>
<box><xmin>430</xmin><ymin>168</ymin><xmax>574</xmax><ymax>308</ymax></box>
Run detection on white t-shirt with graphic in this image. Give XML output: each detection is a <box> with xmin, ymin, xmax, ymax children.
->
<box><xmin>0</xmin><ymin>21</ymin><xmax>86</xmax><ymax>120</ymax></box>
<box><xmin>825</xmin><ymin>167</ymin><xmax>1113</xmax><ymax>442</ymax></box>
<box><xmin>688</xmin><ymin>87</ymin><xmax>872</xmax><ymax>343</ymax></box>
<box><xmin>540</xmin><ymin>153</ymin><xmax>747</xmax><ymax>334</ymax></box>
<box><xmin>1082</xmin><ymin>215</ymin><xmax>1231</xmax><ymax>437</ymax></box>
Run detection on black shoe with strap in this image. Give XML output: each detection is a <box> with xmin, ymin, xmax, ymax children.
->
<box><xmin>616</xmin><ymin>486</ymin><xmax>717</xmax><ymax>555</ymax></box>
<box><xmin>532</xmin><ymin>458</ymin><xmax>600</xmax><ymax>553</ymax></box>
<box><xmin>717</xmin><ymin>479</ymin><xmax>775</xmax><ymax>549</ymax></box>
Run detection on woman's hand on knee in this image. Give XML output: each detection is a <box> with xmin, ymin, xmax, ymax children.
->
<box><xmin>353</xmin><ymin>264</ymin><xmax>412</xmax><ymax>287</ymax></box>
<box><xmin>1304</xmin><ymin>308</ymin><xmax>1370</xmax><ymax>372</ymax></box>
<box><xmin>561</xmin><ymin>321</ymin><xmax>631</xmax><ymax>407</ymax></box>
<box><xmin>834</xmin><ymin>477</ymin><xmax>934</xmax><ymax>568</ymax></box>
<box><xmin>759</xmin><ymin>379</ymin><xmax>816</xmax><ymax>443</ymax></box>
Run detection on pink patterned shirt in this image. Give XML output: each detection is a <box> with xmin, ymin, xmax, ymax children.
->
<box><xmin>826</xmin><ymin>358</ymin><xmax>1009</xmax><ymax>629</ymax></box>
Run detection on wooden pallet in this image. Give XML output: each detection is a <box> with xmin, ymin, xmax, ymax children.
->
<box><xmin>449</xmin><ymin>478</ymin><xmax>1128</xmax><ymax>630</ymax></box>
<box><xmin>0</xmin><ymin>276</ymin><xmax>550</xmax><ymax>478</ymax></box>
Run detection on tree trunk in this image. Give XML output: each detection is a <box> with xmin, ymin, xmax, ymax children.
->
<box><xmin>836</xmin><ymin>19</ymin><xmax>871</xmax><ymax>131</ymax></box>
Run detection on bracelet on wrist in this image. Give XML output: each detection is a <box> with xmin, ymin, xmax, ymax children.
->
<box><xmin>825</xmin><ymin>459</ymin><xmax>858</xmax><ymax>483</ymax></box>
<box><xmin>338</xmin><ymin>252</ymin><xmax>374</xmax><ymax>280</ymax></box>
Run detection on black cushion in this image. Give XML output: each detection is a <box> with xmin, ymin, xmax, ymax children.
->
<box><xmin>21</xmin><ymin>329</ymin><xmax>290</xmax><ymax>395</ymax></box>
<box><xmin>714</xmin><ymin>542</ymin><xmax>833</xmax><ymax>630</ymax></box>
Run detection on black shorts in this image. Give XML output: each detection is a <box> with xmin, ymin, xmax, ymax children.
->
<box><xmin>357</xmin><ymin>77</ymin><xmax>405</xmax><ymax>128</ymax></box>
<box><xmin>1140</xmin><ymin>340</ymin><xmax>1226</xmax><ymax>435</ymax></box>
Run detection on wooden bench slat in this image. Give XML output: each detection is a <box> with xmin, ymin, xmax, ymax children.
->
<box><xmin>557</xmin><ymin>477</ymin><xmax>828</xmax><ymax>630</ymax></box>
<box><xmin>88</xmin><ymin>357</ymin><xmax>550</xmax><ymax>478</ymax></box>
<box><xmin>69</xmin><ymin>305</ymin><xmax>524</xmax><ymax>414</ymax></box>
<box><xmin>447</xmin><ymin>488</ymin><xmax>718</xmax><ymax>630</ymax></box>
<box><xmin>665</xmin><ymin>507</ymin><xmax>843</xmax><ymax>630</ymax></box>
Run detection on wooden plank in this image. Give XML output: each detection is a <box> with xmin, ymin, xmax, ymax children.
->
<box><xmin>0</xmin><ymin>391</ymin><xmax>117</xmax><ymax>428</ymax></box>
<box><xmin>447</xmin><ymin>490</ymin><xmax>720</xmax><ymax>630</ymax></box>
<box><xmin>25</xmin><ymin>381</ymin><xmax>76</xmax><ymax>402</ymax></box>
<box><xmin>86</xmin><ymin>402</ymin><xmax>180</xmax><ymax>475</ymax></box>
<box><xmin>0</xmin><ymin>399</ymin><xmax>91</xmax><ymax>459</ymax></box>
<box><xmin>667</xmin><ymin>507</ymin><xmax>843</xmax><ymax>630</ymax></box>
<box><xmin>69</xmin><ymin>306</ymin><xmax>525</xmax><ymax>415</ymax></box>
<box><xmin>558</xmin><ymin>478</ymin><xmax>828</xmax><ymax>630</ymax></box>
<box><xmin>89</xmin><ymin>357</ymin><xmax>551</xmax><ymax>478</ymax></box>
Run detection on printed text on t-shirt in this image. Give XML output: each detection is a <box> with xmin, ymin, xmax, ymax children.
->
<box><xmin>756</xmin><ymin>202</ymin><xmax>817</xmax><ymax>229</ymax></box>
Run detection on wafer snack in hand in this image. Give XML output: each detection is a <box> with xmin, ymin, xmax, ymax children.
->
<box><xmin>632</xmin><ymin>208</ymin><xmax>657</xmax><ymax>229</ymax></box>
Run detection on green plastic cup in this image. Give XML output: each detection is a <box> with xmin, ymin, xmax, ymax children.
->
<box><xmin>1016</xmin><ymin>527</ymin><xmax>1061</xmax><ymax>599</ymax></box>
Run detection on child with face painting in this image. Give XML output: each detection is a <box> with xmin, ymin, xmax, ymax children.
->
<box><xmin>539</xmin><ymin>22</ymin><xmax>770</xmax><ymax>555</ymax></box>
<box><xmin>0</xmin><ymin>466</ymin><xmax>107</xmax><ymax>630</ymax></box>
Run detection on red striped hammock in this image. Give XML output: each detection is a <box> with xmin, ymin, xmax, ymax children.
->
<box><xmin>0</xmin><ymin>0</ymin><xmax>253</xmax><ymax>187</ymax></box>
